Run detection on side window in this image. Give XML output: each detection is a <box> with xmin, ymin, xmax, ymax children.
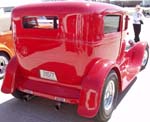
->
<box><xmin>104</xmin><ymin>15</ymin><xmax>120</xmax><ymax>34</ymax></box>
<box><xmin>23</xmin><ymin>16</ymin><xmax>59</xmax><ymax>29</ymax></box>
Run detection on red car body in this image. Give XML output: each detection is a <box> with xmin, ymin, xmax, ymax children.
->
<box><xmin>1</xmin><ymin>1</ymin><xmax>148</xmax><ymax>121</ymax></box>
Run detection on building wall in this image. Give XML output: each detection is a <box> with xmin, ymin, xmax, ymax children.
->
<box><xmin>111</xmin><ymin>1</ymin><xmax>142</xmax><ymax>7</ymax></box>
<box><xmin>41</xmin><ymin>0</ymin><xmax>150</xmax><ymax>7</ymax></box>
<box><xmin>142</xmin><ymin>0</ymin><xmax>150</xmax><ymax>6</ymax></box>
<box><xmin>93</xmin><ymin>0</ymin><xmax>150</xmax><ymax>7</ymax></box>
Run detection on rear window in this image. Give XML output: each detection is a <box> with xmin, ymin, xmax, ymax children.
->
<box><xmin>23</xmin><ymin>16</ymin><xmax>59</xmax><ymax>29</ymax></box>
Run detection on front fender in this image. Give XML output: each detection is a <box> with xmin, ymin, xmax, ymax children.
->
<box><xmin>77</xmin><ymin>59</ymin><xmax>117</xmax><ymax>118</ymax></box>
<box><xmin>1</xmin><ymin>56</ymin><xmax>18</xmax><ymax>93</ymax></box>
<box><xmin>126</xmin><ymin>41</ymin><xmax>148</xmax><ymax>68</ymax></box>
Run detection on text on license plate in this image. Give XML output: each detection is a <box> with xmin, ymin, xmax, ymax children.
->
<box><xmin>40</xmin><ymin>70</ymin><xmax>57</xmax><ymax>81</ymax></box>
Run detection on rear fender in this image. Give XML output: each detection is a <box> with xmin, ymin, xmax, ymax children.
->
<box><xmin>0</xmin><ymin>43</ymin><xmax>14</xmax><ymax>58</ymax></box>
<box><xmin>1</xmin><ymin>56</ymin><xmax>18</xmax><ymax>93</ymax></box>
<box><xmin>77</xmin><ymin>59</ymin><xmax>118</xmax><ymax>118</ymax></box>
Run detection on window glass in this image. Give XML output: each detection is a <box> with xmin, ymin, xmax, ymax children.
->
<box><xmin>23</xmin><ymin>16</ymin><xmax>59</xmax><ymax>29</ymax></box>
<box><xmin>104</xmin><ymin>15</ymin><xmax>120</xmax><ymax>34</ymax></box>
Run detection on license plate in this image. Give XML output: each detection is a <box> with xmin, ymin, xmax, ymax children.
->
<box><xmin>40</xmin><ymin>70</ymin><xmax>57</xmax><ymax>81</ymax></box>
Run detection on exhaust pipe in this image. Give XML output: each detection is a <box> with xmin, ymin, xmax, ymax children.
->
<box><xmin>55</xmin><ymin>102</ymin><xmax>62</xmax><ymax>110</ymax></box>
<box><xmin>23</xmin><ymin>94</ymin><xmax>34</xmax><ymax>101</ymax></box>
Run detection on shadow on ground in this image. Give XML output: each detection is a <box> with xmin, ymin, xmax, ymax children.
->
<box><xmin>0</xmin><ymin>78</ymin><xmax>136</xmax><ymax>122</ymax></box>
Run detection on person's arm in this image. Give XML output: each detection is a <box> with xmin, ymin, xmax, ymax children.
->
<box><xmin>140</xmin><ymin>12</ymin><xmax>145</xmax><ymax>21</ymax></box>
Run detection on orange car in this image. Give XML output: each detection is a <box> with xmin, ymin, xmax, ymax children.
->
<box><xmin>0</xmin><ymin>31</ymin><xmax>14</xmax><ymax>79</ymax></box>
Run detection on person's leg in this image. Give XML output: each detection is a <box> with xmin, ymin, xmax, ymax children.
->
<box><xmin>133</xmin><ymin>24</ymin><xmax>141</xmax><ymax>42</ymax></box>
<box><xmin>137</xmin><ymin>24</ymin><xmax>141</xmax><ymax>41</ymax></box>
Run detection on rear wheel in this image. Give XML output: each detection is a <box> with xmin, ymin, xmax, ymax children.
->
<box><xmin>96</xmin><ymin>70</ymin><xmax>118</xmax><ymax>122</ymax></box>
<box><xmin>0</xmin><ymin>52</ymin><xmax>10</xmax><ymax>79</ymax></box>
<box><xmin>141</xmin><ymin>46</ymin><xmax>149</xmax><ymax>70</ymax></box>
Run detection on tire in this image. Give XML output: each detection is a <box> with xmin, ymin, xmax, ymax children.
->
<box><xmin>12</xmin><ymin>90</ymin><xmax>34</xmax><ymax>101</ymax></box>
<box><xmin>141</xmin><ymin>46</ymin><xmax>149</xmax><ymax>71</ymax></box>
<box><xmin>12</xmin><ymin>90</ymin><xmax>27</xmax><ymax>100</ymax></box>
<box><xmin>0</xmin><ymin>52</ymin><xmax>10</xmax><ymax>79</ymax></box>
<box><xmin>96</xmin><ymin>70</ymin><xmax>118</xmax><ymax>122</ymax></box>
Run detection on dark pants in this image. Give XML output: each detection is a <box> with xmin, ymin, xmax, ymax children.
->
<box><xmin>133</xmin><ymin>24</ymin><xmax>141</xmax><ymax>42</ymax></box>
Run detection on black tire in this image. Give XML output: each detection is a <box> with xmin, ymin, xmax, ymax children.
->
<box><xmin>96</xmin><ymin>70</ymin><xmax>118</xmax><ymax>122</ymax></box>
<box><xmin>141</xmin><ymin>46</ymin><xmax>149</xmax><ymax>71</ymax></box>
<box><xmin>0</xmin><ymin>52</ymin><xmax>10</xmax><ymax>79</ymax></box>
<box><xmin>12</xmin><ymin>90</ymin><xmax>27</xmax><ymax>100</ymax></box>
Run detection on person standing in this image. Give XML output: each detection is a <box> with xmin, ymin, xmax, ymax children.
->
<box><xmin>133</xmin><ymin>5</ymin><xmax>144</xmax><ymax>42</ymax></box>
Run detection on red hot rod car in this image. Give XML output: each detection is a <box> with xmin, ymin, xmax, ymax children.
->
<box><xmin>1</xmin><ymin>1</ymin><xmax>149</xmax><ymax>122</ymax></box>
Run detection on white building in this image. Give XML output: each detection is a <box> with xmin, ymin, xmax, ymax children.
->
<box><xmin>142</xmin><ymin>0</ymin><xmax>150</xmax><ymax>6</ymax></box>
<box><xmin>96</xmin><ymin>0</ymin><xmax>150</xmax><ymax>6</ymax></box>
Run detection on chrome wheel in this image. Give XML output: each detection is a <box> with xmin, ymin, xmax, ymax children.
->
<box><xmin>141</xmin><ymin>46</ymin><xmax>149</xmax><ymax>70</ymax></box>
<box><xmin>0</xmin><ymin>54</ymin><xmax>9</xmax><ymax>78</ymax></box>
<box><xmin>142</xmin><ymin>49</ymin><xmax>148</xmax><ymax>67</ymax></box>
<box><xmin>103</xmin><ymin>80</ymin><xmax>115</xmax><ymax>115</ymax></box>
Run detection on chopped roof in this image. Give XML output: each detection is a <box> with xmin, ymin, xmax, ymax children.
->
<box><xmin>12</xmin><ymin>1</ymin><xmax>125</xmax><ymax>16</ymax></box>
